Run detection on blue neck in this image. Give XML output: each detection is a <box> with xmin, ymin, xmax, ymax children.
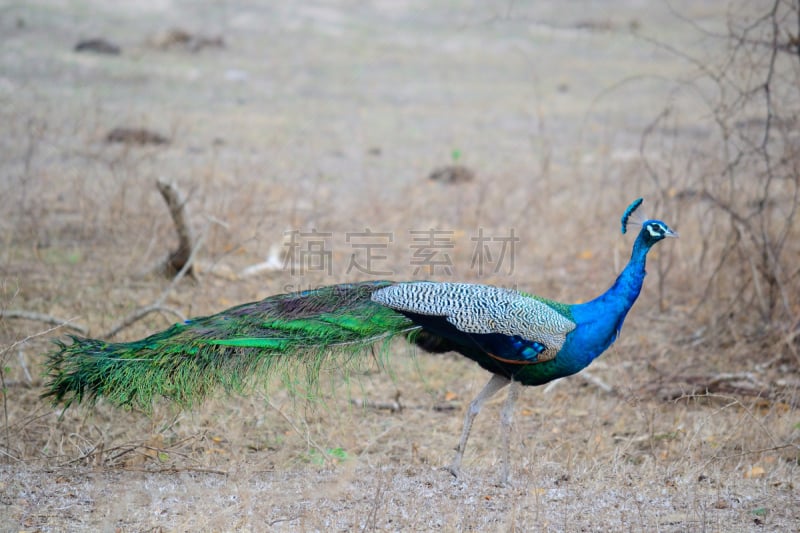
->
<box><xmin>566</xmin><ymin>231</ymin><xmax>654</xmax><ymax>366</ymax></box>
<box><xmin>597</xmin><ymin>232</ymin><xmax>652</xmax><ymax>311</ymax></box>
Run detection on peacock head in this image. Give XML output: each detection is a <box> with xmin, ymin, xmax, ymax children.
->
<box><xmin>621</xmin><ymin>198</ymin><xmax>678</xmax><ymax>246</ymax></box>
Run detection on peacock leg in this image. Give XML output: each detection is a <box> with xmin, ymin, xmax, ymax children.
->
<box><xmin>447</xmin><ymin>373</ymin><xmax>511</xmax><ymax>478</ymax></box>
<box><xmin>498</xmin><ymin>379</ymin><xmax>520</xmax><ymax>485</ymax></box>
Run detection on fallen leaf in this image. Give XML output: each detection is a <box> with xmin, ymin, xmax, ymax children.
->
<box><xmin>744</xmin><ymin>466</ymin><xmax>765</xmax><ymax>479</ymax></box>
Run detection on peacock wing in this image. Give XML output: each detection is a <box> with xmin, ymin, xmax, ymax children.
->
<box><xmin>371</xmin><ymin>282</ymin><xmax>575</xmax><ymax>364</ymax></box>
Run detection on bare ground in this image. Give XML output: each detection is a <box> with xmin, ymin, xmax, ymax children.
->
<box><xmin>1</xmin><ymin>1</ymin><xmax>798</xmax><ymax>532</ymax></box>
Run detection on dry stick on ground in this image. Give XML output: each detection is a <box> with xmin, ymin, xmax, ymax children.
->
<box><xmin>350</xmin><ymin>398</ymin><xmax>459</xmax><ymax>412</ymax></box>
<box><xmin>63</xmin><ymin>433</ymin><xmax>212</xmax><ymax>469</ymax></box>
<box><xmin>0</xmin><ymin>310</ymin><xmax>88</xmax><ymax>335</ymax></box>
<box><xmin>93</xmin><ymin>174</ymin><xmax>199</xmax><ymax>340</ymax></box>
<box><xmin>350</xmin><ymin>398</ymin><xmax>402</xmax><ymax>412</ymax></box>
<box><xmin>102</xmin><ymin>233</ymin><xmax>204</xmax><ymax>339</ymax></box>
<box><xmin>641</xmin><ymin>371</ymin><xmax>800</xmax><ymax>404</ymax></box>
<box><xmin>156</xmin><ymin>178</ymin><xmax>196</xmax><ymax>277</ymax></box>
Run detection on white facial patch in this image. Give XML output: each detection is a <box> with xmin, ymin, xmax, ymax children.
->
<box><xmin>646</xmin><ymin>224</ymin><xmax>664</xmax><ymax>238</ymax></box>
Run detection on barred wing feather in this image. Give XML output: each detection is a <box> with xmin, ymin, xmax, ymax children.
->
<box><xmin>371</xmin><ymin>282</ymin><xmax>575</xmax><ymax>363</ymax></box>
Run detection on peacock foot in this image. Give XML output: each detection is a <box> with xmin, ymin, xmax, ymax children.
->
<box><xmin>445</xmin><ymin>464</ymin><xmax>461</xmax><ymax>478</ymax></box>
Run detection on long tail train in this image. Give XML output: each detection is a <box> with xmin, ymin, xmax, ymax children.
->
<box><xmin>44</xmin><ymin>281</ymin><xmax>417</xmax><ymax>410</ymax></box>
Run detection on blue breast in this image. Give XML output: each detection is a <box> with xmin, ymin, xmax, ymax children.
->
<box><xmin>556</xmin><ymin>267</ymin><xmax>645</xmax><ymax>373</ymax></box>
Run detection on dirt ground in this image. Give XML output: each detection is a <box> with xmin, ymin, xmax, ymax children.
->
<box><xmin>1</xmin><ymin>1</ymin><xmax>798</xmax><ymax>532</ymax></box>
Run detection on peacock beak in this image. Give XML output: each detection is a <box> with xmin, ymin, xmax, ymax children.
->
<box><xmin>665</xmin><ymin>227</ymin><xmax>679</xmax><ymax>238</ymax></box>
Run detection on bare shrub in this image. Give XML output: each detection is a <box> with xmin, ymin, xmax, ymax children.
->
<box><xmin>642</xmin><ymin>1</ymin><xmax>800</xmax><ymax>352</ymax></box>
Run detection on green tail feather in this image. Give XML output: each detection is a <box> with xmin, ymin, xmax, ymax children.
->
<box><xmin>43</xmin><ymin>281</ymin><xmax>417</xmax><ymax>410</ymax></box>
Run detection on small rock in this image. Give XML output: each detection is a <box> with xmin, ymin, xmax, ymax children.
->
<box><xmin>150</xmin><ymin>28</ymin><xmax>225</xmax><ymax>52</ymax></box>
<box><xmin>106</xmin><ymin>127</ymin><xmax>170</xmax><ymax>146</ymax></box>
<box><xmin>428</xmin><ymin>165</ymin><xmax>475</xmax><ymax>184</ymax></box>
<box><xmin>75</xmin><ymin>38</ymin><xmax>121</xmax><ymax>55</ymax></box>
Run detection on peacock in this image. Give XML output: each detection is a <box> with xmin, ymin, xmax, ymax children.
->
<box><xmin>44</xmin><ymin>198</ymin><xmax>676</xmax><ymax>484</ymax></box>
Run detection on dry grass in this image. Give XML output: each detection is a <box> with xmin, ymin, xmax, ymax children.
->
<box><xmin>1</xmin><ymin>1</ymin><xmax>798</xmax><ymax>531</ymax></box>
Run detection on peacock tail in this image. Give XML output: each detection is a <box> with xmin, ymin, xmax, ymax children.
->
<box><xmin>44</xmin><ymin>281</ymin><xmax>417</xmax><ymax>410</ymax></box>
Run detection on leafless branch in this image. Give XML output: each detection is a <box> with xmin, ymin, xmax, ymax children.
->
<box><xmin>156</xmin><ymin>178</ymin><xmax>196</xmax><ymax>277</ymax></box>
<box><xmin>0</xmin><ymin>310</ymin><xmax>88</xmax><ymax>335</ymax></box>
<box><xmin>101</xmin><ymin>232</ymin><xmax>205</xmax><ymax>339</ymax></box>
<box><xmin>101</xmin><ymin>305</ymin><xmax>188</xmax><ymax>339</ymax></box>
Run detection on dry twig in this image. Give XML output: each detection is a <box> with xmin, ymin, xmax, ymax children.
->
<box><xmin>350</xmin><ymin>398</ymin><xmax>402</xmax><ymax>412</ymax></box>
<box><xmin>0</xmin><ymin>310</ymin><xmax>88</xmax><ymax>335</ymax></box>
<box><xmin>641</xmin><ymin>371</ymin><xmax>800</xmax><ymax>406</ymax></box>
<box><xmin>102</xmin><ymin>233</ymin><xmax>204</xmax><ymax>339</ymax></box>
